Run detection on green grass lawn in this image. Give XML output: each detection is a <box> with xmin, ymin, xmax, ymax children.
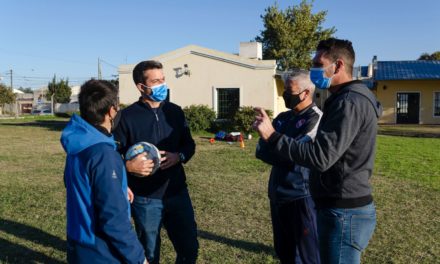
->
<box><xmin>0</xmin><ymin>117</ymin><xmax>439</xmax><ymax>263</ymax></box>
<box><xmin>376</xmin><ymin>135</ymin><xmax>440</xmax><ymax>190</ymax></box>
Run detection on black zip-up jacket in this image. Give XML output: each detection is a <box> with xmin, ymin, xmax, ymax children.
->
<box><xmin>267</xmin><ymin>81</ymin><xmax>383</xmax><ymax>208</ymax></box>
<box><xmin>113</xmin><ymin>99</ymin><xmax>195</xmax><ymax>199</ymax></box>
<box><xmin>256</xmin><ymin>103</ymin><xmax>322</xmax><ymax>204</ymax></box>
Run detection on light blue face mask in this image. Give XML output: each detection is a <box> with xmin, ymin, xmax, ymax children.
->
<box><xmin>142</xmin><ymin>83</ymin><xmax>168</xmax><ymax>102</ymax></box>
<box><xmin>310</xmin><ymin>63</ymin><xmax>335</xmax><ymax>90</ymax></box>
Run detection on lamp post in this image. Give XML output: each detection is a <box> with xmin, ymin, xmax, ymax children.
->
<box><xmin>50</xmin><ymin>94</ymin><xmax>53</xmax><ymax>115</ymax></box>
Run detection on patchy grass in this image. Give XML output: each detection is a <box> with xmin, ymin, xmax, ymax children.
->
<box><xmin>0</xmin><ymin>118</ymin><xmax>67</xmax><ymax>263</ymax></box>
<box><xmin>365</xmin><ymin>175</ymin><xmax>440</xmax><ymax>263</ymax></box>
<box><xmin>0</xmin><ymin>119</ymin><xmax>438</xmax><ymax>263</ymax></box>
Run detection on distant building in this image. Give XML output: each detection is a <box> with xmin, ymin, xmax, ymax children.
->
<box><xmin>69</xmin><ymin>85</ymin><xmax>80</xmax><ymax>103</ymax></box>
<box><xmin>15</xmin><ymin>85</ymin><xmax>80</xmax><ymax>115</ymax></box>
<box><xmin>16</xmin><ymin>93</ymin><xmax>34</xmax><ymax>114</ymax></box>
<box><xmin>1</xmin><ymin>82</ymin><xmax>80</xmax><ymax>116</ymax></box>
<box><xmin>369</xmin><ymin>57</ymin><xmax>440</xmax><ymax>124</ymax></box>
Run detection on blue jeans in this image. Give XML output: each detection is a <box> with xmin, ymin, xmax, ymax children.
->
<box><xmin>131</xmin><ymin>188</ymin><xmax>199</xmax><ymax>264</ymax></box>
<box><xmin>317</xmin><ymin>202</ymin><xmax>376</xmax><ymax>264</ymax></box>
<box><xmin>270</xmin><ymin>196</ymin><xmax>320</xmax><ymax>264</ymax></box>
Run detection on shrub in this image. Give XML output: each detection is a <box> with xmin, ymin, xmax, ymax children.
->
<box><xmin>232</xmin><ymin>106</ymin><xmax>273</xmax><ymax>134</ymax></box>
<box><xmin>183</xmin><ymin>104</ymin><xmax>216</xmax><ymax>132</ymax></box>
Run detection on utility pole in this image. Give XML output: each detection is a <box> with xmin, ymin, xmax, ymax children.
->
<box><xmin>51</xmin><ymin>75</ymin><xmax>56</xmax><ymax>115</ymax></box>
<box><xmin>51</xmin><ymin>93</ymin><xmax>55</xmax><ymax>115</ymax></box>
<box><xmin>9</xmin><ymin>69</ymin><xmax>18</xmax><ymax>117</ymax></box>
<box><xmin>9</xmin><ymin>69</ymin><xmax>13</xmax><ymax>90</ymax></box>
<box><xmin>98</xmin><ymin>57</ymin><xmax>102</xmax><ymax>80</ymax></box>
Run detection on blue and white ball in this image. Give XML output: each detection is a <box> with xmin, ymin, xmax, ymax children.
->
<box><xmin>125</xmin><ymin>142</ymin><xmax>161</xmax><ymax>176</ymax></box>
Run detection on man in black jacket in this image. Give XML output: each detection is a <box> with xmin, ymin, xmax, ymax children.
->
<box><xmin>113</xmin><ymin>60</ymin><xmax>198</xmax><ymax>264</ymax></box>
<box><xmin>253</xmin><ymin>38</ymin><xmax>382</xmax><ymax>264</ymax></box>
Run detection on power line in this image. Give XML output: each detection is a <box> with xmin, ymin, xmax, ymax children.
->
<box><xmin>100</xmin><ymin>59</ymin><xmax>118</xmax><ymax>69</ymax></box>
<box><xmin>1</xmin><ymin>61</ymin><xmax>118</xmax><ymax>88</ymax></box>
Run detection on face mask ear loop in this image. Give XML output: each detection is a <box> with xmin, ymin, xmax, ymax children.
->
<box><xmin>141</xmin><ymin>84</ymin><xmax>150</xmax><ymax>94</ymax></box>
<box><xmin>301</xmin><ymin>89</ymin><xmax>307</xmax><ymax>101</ymax></box>
<box><xmin>105</xmin><ymin>109</ymin><xmax>113</xmax><ymax>130</ymax></box>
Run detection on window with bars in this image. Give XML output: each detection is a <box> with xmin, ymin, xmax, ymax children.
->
<box><xmin>217</xmin><ymin>88</ymin><xmax>239</xmax><ymax>119</ymax></box>
<box><xmin>435</xmin><ymin>92</ymin><xmax>440</xmax><ymax>116</ymax></box>
<box><xmin>397</xmin><ymin>93</ymin><xmax>408</xmax><ymax>114</ymax></box>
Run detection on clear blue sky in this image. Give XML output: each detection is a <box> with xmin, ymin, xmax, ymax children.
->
<box><xmin>1</xmin><ymin>0</ymin><xmax>439</xmax><ymax>89</ymax></box>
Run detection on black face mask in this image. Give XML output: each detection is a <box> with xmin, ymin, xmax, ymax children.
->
<box><xmin>283</xmin><ymin>91</ymin><xmax>304</xmax><ymax>109</ymax></box>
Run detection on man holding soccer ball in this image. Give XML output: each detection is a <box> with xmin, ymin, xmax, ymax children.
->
<box><xmin>113</xmin><ymin>60</ymin><xmax>198</xmax><ymax>264</ymax></box>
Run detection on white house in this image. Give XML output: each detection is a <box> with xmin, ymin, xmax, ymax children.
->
<box><xmin>118</xmin><ymin>42</ymin><xmax>290</xmax><ymax>118</ymax></box>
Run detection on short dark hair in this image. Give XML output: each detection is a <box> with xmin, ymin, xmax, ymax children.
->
<box><xmin>317</xmin><ymin>38</ymin><xmax>355</xmax><ymax>74</ymax></box>
<box><xmin>132</xmin><ymin>60</ymin><xmax>163</xmax><ymax>85</ymax></box>
<box><xmin>79</xmin><ymin>79</ymin><xmax>118</xmax><ymax>125</ymax></box>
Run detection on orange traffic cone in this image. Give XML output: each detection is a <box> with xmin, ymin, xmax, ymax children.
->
<box><xmin>239</xmin><ymin>134</ymin><xmax>245</xmax><ymax>149</ymax></box>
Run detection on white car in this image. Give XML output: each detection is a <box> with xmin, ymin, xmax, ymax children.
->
<box><xmin>31</xmin><ymin>109</ymin><xmax>52</xmax><ymax>115</ymax></box>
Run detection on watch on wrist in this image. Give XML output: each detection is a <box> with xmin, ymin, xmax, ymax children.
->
<box><xmin>179</xmin><ymin>152</ymin><xmax>186</xmax><ymax>163</ymax></box>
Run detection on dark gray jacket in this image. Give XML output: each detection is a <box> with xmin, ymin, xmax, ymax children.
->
<box><xmin>256</xmin><ymin>104</ymin><xmax>322</xmax><ymax>204</ymax></box>
<box><xmin>267</xmin><ymin>81</ymin><xmax>382</xmax><ymax>208</ymax></box>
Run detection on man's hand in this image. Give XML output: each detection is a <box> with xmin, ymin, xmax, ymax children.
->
<box><xmin>253</xmin><ymin>107</ymin><xmax>275</xmax><ymax>141</ymax></box>
<box><xmin>127</xmin><ymin>187</ymin><xmax>134</xmax><ymax>203</ymax></box>
<box><xmin>125</xmin><ymin>153</ymin><xmax>154</xmax><ymax>177</ymax></box>
<box><xmin>159</xmin><ymin>151</ymin><xmax>180</xmax><ymax>170</ymax></box>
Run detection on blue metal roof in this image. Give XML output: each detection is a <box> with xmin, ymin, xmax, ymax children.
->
<box><xmin>375</xmin><ymin>60</ymin><xmax>440</xmax><ymax>81</ymax></box>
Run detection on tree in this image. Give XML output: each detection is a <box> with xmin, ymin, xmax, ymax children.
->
<box><xmin>255</xmin><ymin>0</ymin><xmax>336</xmax><ymax>70</ymax></box>
<box><xmin>418</xmin><ymin>51</ymin><xmax>440</xmax><ymax>60</ymax></box>
<box><xmin>107</xmin><ymin>75</ymin><xmax>119</xmax><ymax>89</ymax></box>
<box><xmin>46</xmin><ymin>75</ymin><xmax>72</xmax><ymax>103</ymax></box>
<box><xmin>0</xmin><ymin>83</ymin><xmax>16</xmax><ymax>114</ymax></box>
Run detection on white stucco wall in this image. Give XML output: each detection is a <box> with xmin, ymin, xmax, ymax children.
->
<box><xmin>118</xmin><ymin>45</ymin><xmax>280</xmax><ymax>115</ymax></box>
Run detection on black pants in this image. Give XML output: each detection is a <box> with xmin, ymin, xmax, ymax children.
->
<box><xmin>270</xmin><ymin>196</ymin><xmax>320</xmax><ymax>264</ymax></box>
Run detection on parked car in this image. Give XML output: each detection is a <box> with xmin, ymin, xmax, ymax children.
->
<box><xmin>31</xmin><ymin>109</ymin><xmax>52</xmax><ymax>115</ymax></box>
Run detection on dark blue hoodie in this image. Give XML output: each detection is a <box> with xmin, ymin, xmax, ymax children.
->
<box><xmin>61</xmin><ymin>114</ymin><xmax>145</xmax><ymax>264</ymax></box>
<box><xmin>256</xmin><ymin>104</ymin><xmax>322</xmax><ymax>203</ymax></box>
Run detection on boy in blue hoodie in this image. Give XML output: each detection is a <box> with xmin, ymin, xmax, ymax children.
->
<box><xmin>61</xmin><ymin>79</ymin><xmax>147</xmax><ymax>264</ymax></box>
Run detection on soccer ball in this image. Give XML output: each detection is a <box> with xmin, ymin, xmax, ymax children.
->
<box><xmin>125</xmin><ymin>142</ymin><xmax>161</xmax><ymax>176</ymax></box>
